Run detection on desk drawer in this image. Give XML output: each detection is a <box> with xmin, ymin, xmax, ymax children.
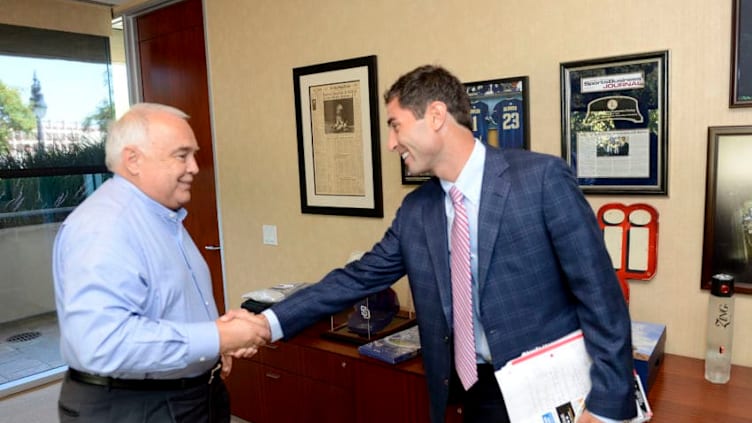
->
<box><xmin>256</xmin><ymin>342</ymin><xmax>302</xmax><ymax>373</ymax></box>
<box><xmin>300</xmin><ymin>346</ymin><xmax>354</xmax><ymax>388</ymax></box>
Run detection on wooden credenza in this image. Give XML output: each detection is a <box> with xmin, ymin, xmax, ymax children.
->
<box><xmin>225</xmin><ymin>319</ymin><xmax>463</xmax><ymax>423</ymax></box>
<box><xmin>226</xmin><ymin>320</ymin><xmax>751</xmax><ymax>423</ymax></box>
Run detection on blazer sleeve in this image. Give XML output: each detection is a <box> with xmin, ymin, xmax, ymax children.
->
<box><xmin>541</xmin><ymin>158</ymin><xmax>636</xmax><ymax>420</ymax></box>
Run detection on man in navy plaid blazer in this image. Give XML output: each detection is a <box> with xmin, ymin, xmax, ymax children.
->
<box><xmin>256</xmin><ymin>65</ymin><xmax>636</xmax><ymax>423</ymax></box>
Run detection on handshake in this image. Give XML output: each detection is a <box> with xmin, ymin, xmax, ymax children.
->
<box><xmin>215</xmin><ymin>308</ymin><xmax>272</xmax><ymax>358</ymax></box>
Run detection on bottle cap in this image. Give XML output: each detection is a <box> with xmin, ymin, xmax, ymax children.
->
<box><xmin>711</xmin><ymin>273</ymin><xmax>734</xmax><ymax>297</ymax></box>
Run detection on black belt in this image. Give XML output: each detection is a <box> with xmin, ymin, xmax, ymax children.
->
<box><xmin>477</xmin><ymin>363</ymin><xmax>496</xmax><ymax>377</ymax></box>
<box><xmin>68</xmin><ymin>362</ymin><xmax>222</xmax><ymax>391</ymax></box>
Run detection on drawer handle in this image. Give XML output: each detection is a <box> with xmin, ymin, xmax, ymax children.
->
<box><xmin>263</xmin><ymin>344</ymin><xmax>279</xmax><ymax>350</ymax></box>
<box><xmin>265</xmin><ymin>372</ymin><xmax>281</xmax><ymax>379</ymax></box>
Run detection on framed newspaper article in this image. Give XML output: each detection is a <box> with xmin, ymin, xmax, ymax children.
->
<box><xmin>293</xmin><ymin>55</ymin><xmax>383</xmax><ymax>217</ymax></box>
<box><xmin>560</xmin><ymin>51</ymin><xmax>668</xmax><ymax>195</ymax></box>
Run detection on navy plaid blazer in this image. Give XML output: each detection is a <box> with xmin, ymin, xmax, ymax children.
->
<box><xmin>272</xmin><ymin>146</ymin><xmax>636</xmax><ymax>422</ymax></box>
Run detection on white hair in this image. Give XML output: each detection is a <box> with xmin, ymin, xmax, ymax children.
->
<box><xmin>104</xmin><ymin>103</ymin><xmax>189</xmax><ymax>171</ymax></box>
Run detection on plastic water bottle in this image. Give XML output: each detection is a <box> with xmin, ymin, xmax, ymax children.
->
<box><xmin>704</xmin><ymin>273</ymin><xmax>735</xmax><ymax>384</ymax></box>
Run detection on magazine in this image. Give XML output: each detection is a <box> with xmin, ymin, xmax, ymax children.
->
<box><xmin>497</xmin><ymin>330</ymin><xmax>652</xmax><ymax>423</ymax></box>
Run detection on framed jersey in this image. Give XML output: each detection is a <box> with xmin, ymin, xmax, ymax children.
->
<box><xmin>401</xmin><ymin>75</ymin><xmax>530</xmax><ymax>185</ymax></box>
<box><xmin>466</xmin><ymin>76</ymin><xmax>530</xmax><ymax>151</ymax></box>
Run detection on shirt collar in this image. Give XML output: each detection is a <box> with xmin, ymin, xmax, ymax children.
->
<box><xmin>440</xmin><ymin>139</ymin><xmax>486</xmax><ymax>205</ymax></box>
<box><xmin>112</xmin><ymin>174</ymin><xmax>188</xmax><ymax>223</ymax></box>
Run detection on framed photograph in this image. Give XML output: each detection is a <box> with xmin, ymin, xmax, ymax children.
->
<box><xmin>731</xmin><ymin>0</ymin><xmax>752</xmax><ymax>107</ymax></box>
<box><xmin>401</xmin><ymin>76</ymin><xmax>530</xmax><ymax>185</ymax></box>
<box><xmin>293</xmin><ymin>55</ymin><xmax>383</xmax><ymax>217</ymax></box>
<box><xmin>701</xmin><ymin>126</ymin><xmax>752</xmax><ymax>295</ymax></box>
<box><xmin>560</xmin><ymin>51</ymin><xmax>668</xmax><ymax>195</ymax></box>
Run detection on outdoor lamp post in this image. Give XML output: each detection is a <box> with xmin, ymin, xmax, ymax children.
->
<box><xmin>30</xmin><ymin>72</ymin><xmax>47</xmax><ymax>154</ymax></box>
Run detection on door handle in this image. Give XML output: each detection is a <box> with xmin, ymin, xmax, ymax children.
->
<box><xmin>204</xmin><ymin>245</ymin><xmax>221</xmax><ymax>251</ymax></box>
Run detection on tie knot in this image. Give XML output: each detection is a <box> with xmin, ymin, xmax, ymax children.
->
<box><xmin>449</xmin><ymin>186</ymin><xmax>464</xmax><ymax>206</ymax></box>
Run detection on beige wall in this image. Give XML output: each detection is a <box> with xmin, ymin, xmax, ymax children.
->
<box><xmin>0</xmin><ymin>224</ymin><xmax>59</xmax><ymax>323</ymax></box>
<box><xmin>204</xmin><ymin>0</ymin><xmax>752</xmax><ymax>366</ymax></box>
<box><xmin>0</xmin><ymin>0</ymin><xmax>111</xmax><ymax>36</ymax></box>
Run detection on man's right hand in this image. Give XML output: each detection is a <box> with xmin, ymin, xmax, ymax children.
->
<box><xmin>216</xmin><ymin>309</ymin><xmax>271</xmax><ymax>357</ymax></box>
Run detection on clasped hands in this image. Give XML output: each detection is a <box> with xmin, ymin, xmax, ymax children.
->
<box><xmin>216</xmin><ymin>308</ymin><xmax>271</xmax><ymax>359</ymax></box>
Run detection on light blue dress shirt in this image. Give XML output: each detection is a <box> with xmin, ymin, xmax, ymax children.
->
<box><xmin>53</xmin><ymin>175</ymin><xmax>220</xmax><ymax>379</ymax></box>
<box><xmin>439</xmin><ymin>140</ymin><xmax>492</xmax><ymax>364</ymax></box>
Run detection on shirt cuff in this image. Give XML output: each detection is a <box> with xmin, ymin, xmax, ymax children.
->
<box><xmin>262</xmin><ymin>309</ymin><xmax>284</xmax><ymax>342</ymax></box>
<box><xmin>184</xmin><ymin>320</ymin><xmax>220</xmax><ymax>364</ymax></box>
<box><xmin>590</xmin><ymin>413</ymin><xmax>622</xmax><ymax>423</ymax></box>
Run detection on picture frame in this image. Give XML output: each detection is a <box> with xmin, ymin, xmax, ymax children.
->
<box><xmin>293</xmin><ymin>55</ymin><xmax>383</xmax><ymax>217</ymax></box>
<box><xmin>731</xmin><ymin>0</ymin><xmax>752</xmax><ymax>107</ymax></box>
<box><xmin>401</xmin><ymin>75</ymin><xmax>531</xmax><ymax>185</ymax></box>
<box><xmin>560</xmin><ymin>51</ymin><xmax>669</xmax><ymax>195</ymax></box>
<box><xmin>701</xmin><ymin>126</ymin><xmax>752</xmax><ymax>295</ymax></box>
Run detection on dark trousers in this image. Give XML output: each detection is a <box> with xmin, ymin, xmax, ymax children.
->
<box><xmin>451</xmin><ymin>364</ymin><xmax>510</xmax><ymax>423</ymax></box>
<box><xmin>58</xmin><ymin>372</ymin><xmax>230</xmax><ymax>423</ymax></box>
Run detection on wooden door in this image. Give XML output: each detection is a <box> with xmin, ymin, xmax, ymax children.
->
<box><xmin>134</xmin><ymin>0</ymin><xmax>225</xmax><ymax>312</ymax></box>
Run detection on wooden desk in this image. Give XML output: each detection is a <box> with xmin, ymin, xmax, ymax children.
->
<box><xmin>648</xmin><ymin>353</ymin><xmax>752</xmax><ymax>422</ymax></box>
<box><xmin>227</xmin><ymin>318</ymin><xmax>752</xmax><ymax>423</ymax></box>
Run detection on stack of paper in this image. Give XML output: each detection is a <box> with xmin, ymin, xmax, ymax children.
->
<box><xmin>496</xmin><ymin>330</ymin><xmax>651</xmax><ymax>423</ymax></box>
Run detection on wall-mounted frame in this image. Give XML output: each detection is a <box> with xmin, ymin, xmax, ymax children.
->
<box><xmin>560</xmin><ymin>51</ymin><xmax>668</xmax><ymax>195</ymax></box>
<box><xmin>702</xmin><ymin>126</ymin><xmax>752</xmax><ymax>295</ymax></box>
<box><xmin>731</xmin><ymin>0</ymin><xmax>752</xmax><ymax>107</ymax></box>
<box><xmin>293</xmin><ymin>55</ymin><xmax>383</xmax><ymax>217</ymax></box>
<box><xmin>401</xmin><ymin>75</ymin><xmax>531</xmax><ymax>185</ymax></box>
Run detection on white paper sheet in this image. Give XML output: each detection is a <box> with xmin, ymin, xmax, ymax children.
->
<box><xmin>496</xmin><ymin>330</ymin><xmax>652</xmax><ymax>423</ymax></box>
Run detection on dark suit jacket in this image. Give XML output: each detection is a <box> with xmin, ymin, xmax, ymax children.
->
<box><xmin>271</xmin><ymin>146</ymin><xmax>636</xmax><ymax>422</ymax></box>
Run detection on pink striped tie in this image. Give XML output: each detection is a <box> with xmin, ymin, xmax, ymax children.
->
<box><xmin>449</xmin><ymin>186</ymin><xmax>477</xmax><ymax>390</ymax></box>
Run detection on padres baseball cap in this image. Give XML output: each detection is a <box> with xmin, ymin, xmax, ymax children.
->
<box><xmin>347</xmin><ymin>288</ymin><xmax>400</xmax><ymax>336</ymax></box>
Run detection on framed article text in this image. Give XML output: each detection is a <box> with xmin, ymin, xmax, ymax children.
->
<box><xmin>293</xmin><ymin>55</ymin><xmax>383</xmax><ymax>217</ymax></box>
<box><xmin>560</xmin><ymin>51</ymin><xmax>668</xmax><ymax>195</ymax></box>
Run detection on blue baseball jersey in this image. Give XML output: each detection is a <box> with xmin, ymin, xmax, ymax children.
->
<box><xmin>492</xmin><ymin>98</ymin><xmax>525</xmax><ymax>149</ymax></box>
<box><xmin>470</xmin><ymin>100</ymin><xmax>490</xmax><ymax>144</ymax></box>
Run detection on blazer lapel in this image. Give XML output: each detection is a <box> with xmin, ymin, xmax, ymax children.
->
<box><xmin>423</xmin><ymin>181</ymin><xmax>453</xmax><ymax>328</ymax></box>
<box><xmin>477</xmin><ymin>149</ymin><xmax>511</xmax><ymax>292</ymax></box>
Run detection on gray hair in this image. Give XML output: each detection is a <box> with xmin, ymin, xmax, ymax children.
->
<box><xmin>105</xmin><ymin>103</ymin><xmax>189</xmax><ymax>171</ymax></box>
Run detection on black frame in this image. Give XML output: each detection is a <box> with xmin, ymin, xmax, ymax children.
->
<box><xmin>701</xmin><ymin>125</ymin><xmax>752</xmax><ymax>295</ymax></box>
<box><xmin>400</xmin><ymin>75</ymin><xmax>531</xmax><ymax>185</ymax></box>
<box><xmin>731</xmin><ymin>0</ymin><xmax>752</xmax><ymax>107</ymax></box>
<box><xmin>293</xmin><ymin>55</ymin><xmax>383</xmax><ymax>217</ymax></box>
<box><xmin>560</xmin><ymin>51</ymin><xmax>669</xmax><ymax>195</ymax></box>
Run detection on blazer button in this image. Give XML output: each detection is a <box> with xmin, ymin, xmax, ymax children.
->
<box><xmin>443</xmin><ymin>336</ymin><xmax>450</xmax><ymax>343</ymax></box>
<box><xmin>443</xmin><ymin>378</ymin><xmax>450</xmax><ymax>386</ymax></box>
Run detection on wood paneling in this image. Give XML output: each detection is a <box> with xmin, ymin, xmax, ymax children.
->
<box><xmin>135</xmin><ymin>0</ymin><xmax>225</xmax><ymax>311</ymax></box>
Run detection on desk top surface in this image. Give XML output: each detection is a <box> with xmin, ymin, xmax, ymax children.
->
<box><xmin>648</xmin><ymin>353</ymin><xmax>752</xmax><ymax>423</ymax></box>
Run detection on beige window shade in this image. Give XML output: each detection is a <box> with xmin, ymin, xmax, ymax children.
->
<box><xmin>0</xmin><ymin>24</ymin><xmax>110</xmax><ymax>64</ymax></box>
<box><xmin>0</xmin><ymin>0</ymin><xmax>112</xmax><ymax>37</ymax></box>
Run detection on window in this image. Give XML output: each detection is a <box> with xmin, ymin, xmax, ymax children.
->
<box><xmin>0</xmin><ymin>21</ymin><xmax>122</xmax><ymax>397</ymax></box>
<box><xmin>0</xmin><ymin>23</ymin><xmax>113</xmax><ymax>227</ymax></box>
